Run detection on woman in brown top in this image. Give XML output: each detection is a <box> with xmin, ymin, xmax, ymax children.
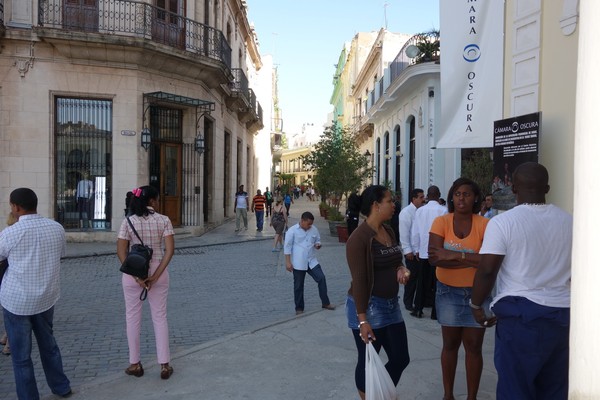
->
<box><xmin>345</xmin><ymin>185</ymin><xmax>411</xmax><ymax>399</ymax></box>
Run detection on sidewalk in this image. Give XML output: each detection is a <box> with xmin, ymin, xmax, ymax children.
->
<box><xmin>55</xmin><ymin>198</ymin><xmax>497</xmax><ymax>400</ymax></box>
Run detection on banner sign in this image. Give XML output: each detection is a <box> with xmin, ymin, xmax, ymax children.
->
<box><xmin>492</xmin><ymin>112</ymin><xmax>541</xmax><ymax>192</ymax></box>
<box><xmin>438</xmin><ymin>0</ymin><xmax>504</xmax><ymax>148</ymax></box>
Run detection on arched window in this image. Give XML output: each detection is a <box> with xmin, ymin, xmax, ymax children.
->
<box><xmin>394</xmin><ymin>125</ymin><xmax>401</xmax><ymax>193</ymax></box>
<box><xmin>408</xmin><ymin>116</ymin><xmax>416</xmax><ymax>194</ymax></box>
<box><xmin>384</xmin><ymin>131</ymin><xmax>390</xmax><ymax>185</ymax></box>
<box><xmin>375</xmin><ymin>138</ymin><xmax>381</xmax><ymax>185</ymax></box>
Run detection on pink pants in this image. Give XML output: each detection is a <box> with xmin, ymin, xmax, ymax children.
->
<box><xmin>122</xmin><ymin>265</ymin><xmax>170</xmax><ymax>364</ymax></box>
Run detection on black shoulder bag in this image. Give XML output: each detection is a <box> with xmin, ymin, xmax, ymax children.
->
<box><xmin>120</xmin><ymin>216</ymin><xmax>153</xmax><ymax>300</ymax></box>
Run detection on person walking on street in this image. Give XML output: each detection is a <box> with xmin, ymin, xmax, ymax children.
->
<box><xmin>345</xmin><ymin>185</ymin><xmax>411</xmax><ymax>400</ymax></box>
<box><xmin>234</xmin><ymin>185</ymin><xmax>249</xmax><ymax>232</ymax></box>
<box><xmin>471</xmin><ymin>162</ymin><xmax>572</xmax><ymax>400</ymax></box>
<box><xmin>117</xmin><ymin>186</ymin><xmax>175</xmax><ymax>380</ymax></box>
<box><xmin>284</xmin><ymin>212</ymin><xmax>335</xmax><ymax>314</ymax></box>
<box><xmin>399</xmin><ymin>188</ymin><xmax>425</xmax><ymax>311</ymax></box>
<box><xmin>0</xmin><ymin>188</ymin><xmax>72</xmax><ymax>399</ymax></box>
<box><xmin>410</xmin><ymin>185</ymin><xmax>447</xmax><ymax>318</ymax></box>
<box><xmin>265</xmin><ymin>187</ymin><xmax>273</xmax><ymax>217</ymax></box>
<box><xmin>270</xmin><ymin>197</ymin><xmax>287</xmax><ymax>252</ymax></box>
<box><xmin>251</xmin><ymin>189</ymin><xmax>266</xmax><ymax>232</ymax></box>
<box><xmin>283</xmin><ymin>192</ymin><xmax>294</xmax><ymax>217</ymax></box>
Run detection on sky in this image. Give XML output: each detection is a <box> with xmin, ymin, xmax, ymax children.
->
<box><xmin>246</xmin><ymin>0</ymin><xmax>440</xmax><ymax>138</ymax></box>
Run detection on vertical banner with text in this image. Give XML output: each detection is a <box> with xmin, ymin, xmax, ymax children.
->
<box><xmin>438</xmin><ymin>0</ymin><xmax>504</xmax><ymax>149</ymax></box>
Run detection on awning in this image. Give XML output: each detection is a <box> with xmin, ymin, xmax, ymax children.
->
<box><xmin>143</xmin><ymin>91</ymin><xmax>215</xmax><ymax>112</ymax></box>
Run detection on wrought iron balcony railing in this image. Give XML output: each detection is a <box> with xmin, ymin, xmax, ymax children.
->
<box><xmin>389</xmin><ymin>30</ymin><xmax>440</xmax><ymax>83</ymax></box>
<box><xmin>38</xmin><ymin>0</ymin><xmax>231</xmax><ymax>69</ymax></box>
<box><xmin>231</xmin><ymin>68</ymin><xmax>249</xmax><ymax>103</ymax></box>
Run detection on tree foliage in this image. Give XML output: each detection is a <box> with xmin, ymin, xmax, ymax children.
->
<box><xmin>301</xmin><ymin>125</ymin><xmax>371</xmax><ymax>210</ymax></box>
<box><xmin>461</xmin><ymin>149</ymin><xmax>494</xmax><ymax>195</ymax></box>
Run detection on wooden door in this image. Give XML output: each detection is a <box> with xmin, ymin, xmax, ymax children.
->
<box><xmin>152</xmin><ymin>0</ymin><xmax>185</xmax><ymax>49</ymax></box>
<box><xmin>160</xmin><ymin>144</ymin><xmax>182</xmax><ymax>226</ymax></box>
<box><xmin>63</xmin><ymin>0</ymin><xmax>99</xmax><ymax>31</ymax></box>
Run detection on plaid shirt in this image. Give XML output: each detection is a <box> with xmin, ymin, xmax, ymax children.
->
<box><xmin>118</xmin><ymin>207</ymin><xmax>174</xmax><ymax>271</ymax></box>
<box><xmin>0</xmin><ymin>214</ymin><xmax>66</xmax><ymax>316</ymax></box>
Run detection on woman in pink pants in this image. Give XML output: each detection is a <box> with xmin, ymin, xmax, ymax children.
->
<box><xmin>117</xmin><ymin>185</ymin><xmax>175</xmax><ymax>379</ymax></box>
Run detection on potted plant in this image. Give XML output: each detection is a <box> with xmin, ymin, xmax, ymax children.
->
<box><xmin>318</xmin><ymin>201</ymin><xmax>329</xmax><ymax>218</ymax></box>
<box><xmin>336</xmin><ymin>222</ymin><xmax>349</xmax><ymax>243</ymax></box>
<box><xmin>325</xmin><ymin>207</ymin><xmax>345</xmax><ymax>237</ymax></box>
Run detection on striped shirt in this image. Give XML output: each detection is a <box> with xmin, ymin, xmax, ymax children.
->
<box><xmin>252</xmin><ymin>195</ymin><xmax>266</xmax><ymax>211</ymax></box>
<box><xmin>0</xmin><ymin>214</ymin><xmax>66</xmax><ymax>315</ymax></box>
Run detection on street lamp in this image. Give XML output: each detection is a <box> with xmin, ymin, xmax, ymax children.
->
<box><xmin>141</xmin><ymin>128</ymin><xmax>151</xmax><ymax>151</ymax></box>
<box><xmin>194</xmin><ymin>134</ymin><xmax>205</xmax><ymax>154</ymax></box>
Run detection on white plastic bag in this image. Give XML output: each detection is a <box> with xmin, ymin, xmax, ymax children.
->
<box><xmin>365</xmin><ymin>342</ymin><xmax>397</xmax><ymax>400</ymax></box>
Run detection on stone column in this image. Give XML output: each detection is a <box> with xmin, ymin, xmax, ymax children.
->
<box><xmin>571</xmin><ymin>0</ymin><xmax>600</xmax><ymax>397</ymax></box>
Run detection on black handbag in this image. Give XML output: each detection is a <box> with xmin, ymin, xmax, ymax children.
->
<box><xmin>120</xmin><ymin>216</ymin><xmax>153</xmax><ymax>300</ymax></box>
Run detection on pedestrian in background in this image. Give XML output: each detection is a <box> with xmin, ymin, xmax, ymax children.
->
<box><xmin>284</xmin><ymin>212</ymin><xmax>335</xmax><ymax>315</ymax></box>
<box><xmin>117</xmin><ymin>185</ymin><xmax>175</xmax><ymax>380</ymax></box>
<box><xmin>345</xmin><ymin>185</ymin><xmax>411</xmax><ymax>400</ymax></box>
<box><xmin>410</xmin><ymin>185</ymin><xmax>447</xmax><ymax>318</ymax></box>
<box><xmin>234</xmin><ymin>185</ymin><xmax>249</xmax><ymax>232</ymax></box>
<box><xmin>472</xmin><ymin>162</ymin><xmax>572</xmax><ymax>400</ymax></box>
<box><xmin>283</xmin><ymin>192</ymin><xmax>294</xmax><ymax>217</ymax></box>
<box><xmin>251</xmin><ymin>189</ymin><xmax>266</xmax><ymax>232</ymax></box>
<box><xmin>264</xmin><ymin>187</ymin><xmax>273</xmax><ymax>217</ymax></box>
<box><xmin>346</xmin><ymin>192</ymin><xmax>360</xmax><ymax>236</ymax></box>
<box><xmin>0</xmin><ymin>188</ymin><xmax>72</xmax><ymax>399</ymax></box>
<box><xmin>399</xmin><ymin>188</ymin><xmax>425</xmax><ymax>312</ymax></box>
<box><xmin>270</xmin><ymin>197</ymin><xmax>287</xmax><ymax>252</ymax></box>
<box><xmin>428</xmin><ymin>178</ymin><xmax>490</xmax><ymax>400</ymax></box>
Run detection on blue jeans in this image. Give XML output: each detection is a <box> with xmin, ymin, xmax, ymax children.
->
<box><xmin>492</xmin><ymin>296</ymin><xmax>569</xmax><ymax>400</ymax></box>
<box><xmin>3</xmin><ymin>307</ymin><xmax>71</xmax><ymax>400</ymax></box>
<box><xmin>255</xmin><ymin>210</ymin><xmax>264</xmax><ymax>231</ymax></box>
<box><xmin>293</xmin><ymin>265</ymin><xmax>330</xmax><ymax>311</ymax></box>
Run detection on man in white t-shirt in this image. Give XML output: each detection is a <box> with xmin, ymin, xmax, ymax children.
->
<box><xmin>471</xmin><ymin>162</ymin><xmax>572</xmax><ymax>400</ymax></box>
<box><xmin>234</xmin><ymin>185</ymin><xmax>249</xmax><ymax>232</ymax></box>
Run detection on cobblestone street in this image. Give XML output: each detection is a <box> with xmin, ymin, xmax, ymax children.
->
<box><xmin>0</xmin><ymin>207</ymin><xmax>350</xmax><ymax>399</ymax></box>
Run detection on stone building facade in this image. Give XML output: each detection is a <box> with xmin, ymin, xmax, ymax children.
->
<box><xmin>0</xmin><ymin>0</ymin><xmax>264</xmax><ymax>240</ymax></box>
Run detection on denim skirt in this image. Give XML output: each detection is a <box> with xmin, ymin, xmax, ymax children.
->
<box><xmin>436</xmin><ymin>281</ymin><xmax>491</xmax><ymax>328</ymax></box>
<box><xmin>346</xmin><ymin>294</ymin><xmax>404</xmax><ymax>330</ymax></box>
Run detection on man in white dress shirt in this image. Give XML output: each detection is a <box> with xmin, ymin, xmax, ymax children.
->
<box><xmin>284</xmin><ymin>211</ymin><xmax>335</xmax><ymax>315</ymax></box>
<box><xmin>0</xmin><ymin>188</ymin><xmax>72</xmax><ymax>399</ymax></box>
<box><xmin>398</xmin><ymin>188</ymin><xmax>426</xmax><ymax>311</ymax></box>
<box><xmin>410</xmin><ymin>186</ymin><xmax>448</xmax><ymax>318</ymax></box>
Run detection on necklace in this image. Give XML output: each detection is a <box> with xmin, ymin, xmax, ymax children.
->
<box><xmin>521</xmin><ymin>203</ymin><xmax>547</xmax><ymax>206</ymax></box>
<box><xmin>376</xmin><ymin>227</ymin><xmax>391</xmax><ymax>247</ymax></box>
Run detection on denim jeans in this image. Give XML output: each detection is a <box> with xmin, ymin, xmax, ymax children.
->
<box><xmin>292</xmin><ymin>265</ymin><xmax>330</xmax><ymax>311</ymax></box>
<box><xmin>3</xmin><ymin>307</ymin><xmax>71</xmax><ymax>400</ymax></box>
<box><xmin>255</xmin><ymin>210</ymin><xmax>264</xmax><ymax>231</ymax></box>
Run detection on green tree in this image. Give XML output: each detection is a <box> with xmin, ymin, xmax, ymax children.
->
<box><xmin>302</xmin><ymin>125</ymin><xmax>372</xmax><ymax>211</ymax></box>
<box><xmin>461</xmin><ymin>149</ymin><xmax>493</xmax><ymax>195</ymax></box>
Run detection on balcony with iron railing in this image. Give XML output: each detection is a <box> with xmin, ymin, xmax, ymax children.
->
<box><xmin>230</xmin><ymin>68</ymin><xmax>250</xmax><ymax>103</ymax></box>
<box><xmin>389</xmin><ymin>30</ymin><xmax>440</xmax><ymax>83</ymax></box>
<box><xmin>37</xmin><ymin>0</ymin><xmax>232</xmax><ymax>69</ymax></box>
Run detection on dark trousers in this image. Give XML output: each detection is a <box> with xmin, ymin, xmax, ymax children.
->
<box><xmin>292</xmin><ymin>265</ymin><xmax>330</xmax><ymax>311</ymax></box>
<box><xmin>414</xmin><ymin>258</ymin><xmax>435</xmax><ymax>312</ymax></box>
<box><xmin>402</xmin><ymin>257</ymin><xmax>420</xmax><ymax>309</ymax></box>
<box><xmin>266</xmin><ymin>202</ymin><xmax>273</xmax><ymax>216</ymax></box>
<box><xmin>351</xmin><ymin>322</ymin><xmax>410</xmax><ymax>393</ymax></box>
<box><xmin>493</xmin><ymin>296</ymin><xmax>570</xmax><ymax>400</ymax></box>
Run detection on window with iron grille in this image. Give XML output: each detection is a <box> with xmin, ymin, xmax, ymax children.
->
<box><xmin>55</xmin><ymin>97</ymin><xmax>113</xmax><ymax>230</ymax></box>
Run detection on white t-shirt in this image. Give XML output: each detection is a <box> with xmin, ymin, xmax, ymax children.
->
<box><xmin>235</xmin><ymin>192</ymin><xmax>248</xmax><ymax>209</ymax></box>
<box><xmin>411</xmin><ymin>201</ymin><xmax>447</xmax><ymax>258</ymax></box>
<box><xmin>479</xmin><ymin>204</ymin><xmax>572</xmax><ymax>308</ymax></box>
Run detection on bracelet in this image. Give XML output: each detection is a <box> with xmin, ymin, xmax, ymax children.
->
<box><xmin>469</xmin><ymin>299</ymin><xmax>483</xmax><ymax>310</ymax></box>
<box><xmin>461</xmin><ymin>252</ymin><xmax>466</xmax><ymax>260</ymax></box>
<box><xmin>358</xmin><ymin>320</ymin><xmax>370</xmax><ymax>328</ymax></box>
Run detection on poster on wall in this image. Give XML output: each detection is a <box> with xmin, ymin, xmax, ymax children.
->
<box><xmin>492</xmin><ymin>112</ymin><xmax>540</xmax><ymax>208</ymax></box>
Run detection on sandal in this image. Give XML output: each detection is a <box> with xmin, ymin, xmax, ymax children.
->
<box><xmin>0</xmin><ymin>333</ymin><xmax>7</xmax><ymax>346</ymax></box>
<box><xmin>125</xmin><ymin>362</ymin><xmax>144</xmax><ymax>377</ymax></box>
<box><xmin>160</xmin><ymin>363</ymin><xmax>173</xmax><ymax>380</ymax></box>
<box><xmin>1</xmin><ymin>344</ymin><xmax>9</xmax><ymax>356</ymax></box>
